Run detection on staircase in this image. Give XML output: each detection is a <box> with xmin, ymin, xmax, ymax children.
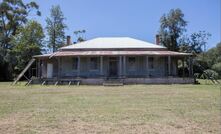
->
<box><xmin>195</xmin><ymin>61</ymin><xmax>220</xmax><ymax>85</ymax></box>
<box><xmin>12</xmin><ymin>59</ymin><xmax>36</xmax><ymax>85</ymax></box>
<box><xmin>103</xmin><ymin>78</ymin><xmax>124</xmax><ymax>86</ymax></box>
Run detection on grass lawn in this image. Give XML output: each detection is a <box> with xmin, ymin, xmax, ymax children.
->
<box><xmin>0</xmin><ymin>82</ymin><xmax>220</xmax><ymax>134</ymax></box>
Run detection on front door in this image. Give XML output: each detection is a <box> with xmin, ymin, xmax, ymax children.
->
<box><xmin>47</xmin><ymin>63</ymin><xmax>53</xmax><ymax>78</ymax></box>
<box><xmin>109</xmin><ymin>57</ymin><xmax>118</xmax><ymax>77</ymax></box>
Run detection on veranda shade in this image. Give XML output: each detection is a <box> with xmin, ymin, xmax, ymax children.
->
<box><xmin>34</xmin><ymin>50</ymin><xmax>191</xmax><ymax>58</ymax></box>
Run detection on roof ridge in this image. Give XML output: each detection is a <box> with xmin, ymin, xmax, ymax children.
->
<box><xmin>59</xmin><ymin>37</ymin><xmax>166</xmax><ymax>50</ymax></box>
<box><xmin>96</xmin><ymin>36</ymin><xmax>130</xmax><ymax>38</ymax></box>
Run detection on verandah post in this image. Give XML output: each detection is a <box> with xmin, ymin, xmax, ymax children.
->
<box><xmin>119</xmin><ymin>56</ymin><xmax>122</xmax><ymax>77</ymax></box>
<box><xmin>182</xmin><ymin>58</ymin><xmax>185</xmax><ymax>78</ymax></box>
<box><xmin>100</xmin><ymin>56</ymin><xmax>103</xmax><ymax>76</ymax></box>
<box><xmin>168</xmin><ymin>56</ymin><xmax>171</xmax><ymax>76</ymax></box>
<box><xmin>37</xmin><ymin>59</ymin><xmax>41</xmax><ymax>78</ymax></box>
<box><xmin>77</xmin><ymin>56</ymin><xmax>80</xmax><ymax>78</ymax></box>
<box><xmin>188</xmin><ymin>56</ymin><xmax>193</xmax><ymax>77</ymax></box>
<box><xmin>123</xmin><ymin>56</ymin><xmax>126</xmax><ymax>77</ymax></box>
<box><xmin>146</xmin><ymin>56</ymin><xmax>149</xmax><ymax>77</ymax></box>
<box><xmin>57</xmin><ymin>57</ymin><xmax>61</xmax><ymax>80</ymax></box>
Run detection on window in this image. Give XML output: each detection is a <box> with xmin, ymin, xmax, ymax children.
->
<box><xmin>128</xmin><ymin>57</ymin><xmax>136</xmax><ymax>71</ymax></box>
<box><xmin>90</xmin><ymin>57</ymin><xmax>98</xmax><ymax>70</ymax></box>
<box><xmin>72</xmin><ymin>57</ymin><xmax>78</xmax><ymax>70</ymax></box>
<box><xmin>148</xmin><ymin>57</ymin><xmax>154</xmax><ymax>69</ymax></box>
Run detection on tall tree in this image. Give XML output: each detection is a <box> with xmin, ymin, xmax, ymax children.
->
<box><xmin>0</xmin><ymin>0</ymin><xmax>40</xmax><ymax>80</ymax></box>
<box><xmin>158</xmin><ymin>8</ymin><xmax>187</xmax><ymax>51</ymax></box>
<box><xmin>10</xmin><ymin>20</ymin><xmax>45</xmax><ymax>76</ymax></box>
<box><xmin>46</xmin><ymin>5</ymin><xmax>67</xmax><ymax>52</ymax></box>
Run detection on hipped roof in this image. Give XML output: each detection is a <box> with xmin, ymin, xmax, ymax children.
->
<box><xmin>33</xmin><ymin>37</ymin><xmax>192</xmax><ymax>58</ymax></box>
<box><xmin>60</xmin><ymin>37</ymin><xmax>166</xmax><ymax>50</ymax></box>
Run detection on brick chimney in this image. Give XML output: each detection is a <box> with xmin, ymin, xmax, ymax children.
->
<box><xmin>155</xmin><ymin>34</ymin><xmax>160</xmax><ymax>45</ymax></box>
<box><xmin>67</xmin><ymin>36</ymin><xmax>71</xmax><ymax>45</ymax></box>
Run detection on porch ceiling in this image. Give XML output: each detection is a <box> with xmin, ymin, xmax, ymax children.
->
<box><xmin>34</xmin><ymin>50</ymin><xmax>192</xmax><ymax>58</ymax></box>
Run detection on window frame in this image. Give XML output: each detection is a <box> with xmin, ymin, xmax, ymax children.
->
<box><xmin>148</xmin><ymin>57</ymin><xmax>154</xmax><ymax>70</ymax></box>
<box><xmin>89</xmin><ymin>57</ymin><xmax>99</xmax><ymax>71</ymax></box>
<box><xmin>72</xmin><ymin>57</ymin><xmax>78</xmax><ymax>71</ymax></box>
<box><xmin>128</xmin><ymin>57</ymin><xmax>136</xmax><ymax>71</ymax></box>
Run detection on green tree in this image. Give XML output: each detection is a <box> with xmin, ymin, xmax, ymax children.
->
<box><xmin>216</xmin><ymin>42</ymin><xmax>221</xmax><ymax>60</ymax></box>
<box><xmin>46</xmin><ymin>5</ymin><xmax>67</xmax><ymax>52</ymax></box>
<box><xmin>10</xmin><ymin>20</ymin><xmax>44</xmax><ymax>76</ymax></box>
<box><xmin>212</xmin><ymin>63</ymin><xmax>221</xmax><ymax>77</ymax></box>
<box><xmin>158</xmin><ymin>9</ymin><xmax>212</xmax><ymax>79</ymax></box>
<box><xmin>195</xmin><ymin>42</ymin><xmax>221</xmax><ymax>78</ymax></box>
<box><xmin>0</xmin><ymin>0</ymin><xmax>40</xmax><ymax>80</ymax></box>
<box><xmin>159</xmin><ymin>8</ymin><xmax>187</xmax><ymax>51</ymax></box>
<box><xmin>179</xmin><ymin>31</ymin><xmax>211</xmax><ymax>54</ymax></box>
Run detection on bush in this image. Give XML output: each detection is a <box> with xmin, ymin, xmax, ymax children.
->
<box><xmin>212</xmin><ymin>62</ymin><xmax>221</xmax><ymax>77</ymax></box>
<box><xmin>194</xmin><ymin>73</ymin><xmax>201</xmax><ymax>78</ymax></box>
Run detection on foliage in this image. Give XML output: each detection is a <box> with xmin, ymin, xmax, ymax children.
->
<box><xmin>158</xmin><ymin>9</ymin><xmax>213</xmax><ymax>79</ymax></box>
<box><xmin>195</xmin><ymin>42</ymin><xmax>221</xmax><ymax>78</ymax></box>
<box><xmin>212</xmin><ymin>63</ymin><xmax>221</xmax><ymax>77</ymax></box>
<box><xmin>46</xmin><ymin>5</ymin><xmax>67</xmax><ymax>52</ymax></box>
<box><xmin>0</xmin><ymin>0</ymin><xmax>40</xmax><ymax>80</ymax></box>
<box><xmin>179</xmin><ymin>31</ymin><xmax>211</xmax><ymax>54</ymax></box>
<box><xmin>158</xmin><ymin>9</ymin><xmax>211</xmax><ymax>54</ymax></box>
<box><xmin>159</xmin><ymin>8</ymin><xmax>187</xmax><ymax>51</ymax></box>
<box><xmin>10</xmin><ymin>20</ymin><xmax>45</xmax><ymax>76</ymax></box>
<box><xmin>0</xmin><ymin>0</ymin><xmax>40</xmax><ymax>50</ymax></box>
<box><xmin>73</xmin><ymin>30</ymin><xmax>86</xmax><ymax>43</ymax></box>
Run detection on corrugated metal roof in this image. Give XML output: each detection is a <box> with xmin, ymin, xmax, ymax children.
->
<box><xmin>33</xmin><ymin>53</ymin><xmax>52</xmax><ymax>58</ymax></box>
<box><xmin>34</xmin><ymin>50</ymin><xmax>191</xmax><ymax>58</ymax></box>
<box><xmin>60</xmin><ymin>37</ymin><xmax>166</xmax><ymax>50</ymax></box>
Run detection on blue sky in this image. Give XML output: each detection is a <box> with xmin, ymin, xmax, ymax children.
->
<box><xmin>28</xmin><ymin>0</ymin><xmax>220</xmax><ymax>49</ymax></box>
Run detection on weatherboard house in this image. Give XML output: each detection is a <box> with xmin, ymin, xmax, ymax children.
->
<box><xmin>29</xmin><ymin>36</ymin><xmax>194</xmax><ymax>85</ymax></box>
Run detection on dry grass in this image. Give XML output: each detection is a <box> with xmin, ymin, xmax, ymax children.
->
<box><xmin>0</xmin><ymin>82</ymin><xmax>220</xmax><ymax>134</ymax></box>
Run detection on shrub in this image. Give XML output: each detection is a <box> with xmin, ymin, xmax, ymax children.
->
<box><xmin>212</xmin><ymin>62</ymin><xmax>221</xmax><ymax>78</ymax></box>
<box><xmin>194</xmin><ymin>73</ymin><xmax>201</xmax><ymax>78</ymax></box>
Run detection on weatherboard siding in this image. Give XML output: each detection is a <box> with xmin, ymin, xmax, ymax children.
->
<box><xmin>51</xmin><ymin>56</ymin><xmax>170</xmax><ymax>78</ymax></box>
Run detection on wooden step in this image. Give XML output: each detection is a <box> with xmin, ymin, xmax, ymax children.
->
<box><xmin>103</xmin><ymin>82</ymin><xmax>124</xmax><ymax>86</ymax></box>
<box><xmin>103</xmin><ymin>79</ymin><xmax>124</xmax><ymax>86</ymax></box>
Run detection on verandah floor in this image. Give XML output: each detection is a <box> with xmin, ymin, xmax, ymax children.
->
<box><xmin>31</xmin><ymin>77</ymin><xmax>194</xmax><ymax>85</ymax></box>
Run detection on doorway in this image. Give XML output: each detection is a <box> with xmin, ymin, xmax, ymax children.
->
<box><xmin>47</xmin><ymin>63</ymin><xmax>53</xmax><ymax>78</ymax></box>
<box><xmin>109</xmin><ymin>57</ymin><xmax>118</xmax><ymax>77</ymax></box>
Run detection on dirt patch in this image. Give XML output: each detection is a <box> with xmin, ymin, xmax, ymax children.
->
<box><xmin>0</xmin><ymin>113</ymin><xmax>33</xmax><ymax>134</ymax></box>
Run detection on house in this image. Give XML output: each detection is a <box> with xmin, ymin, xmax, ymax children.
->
<box><xmin>32</xmin><ymin>36</ymin><xmax>194</xmax><ymax>85</ymax></box>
